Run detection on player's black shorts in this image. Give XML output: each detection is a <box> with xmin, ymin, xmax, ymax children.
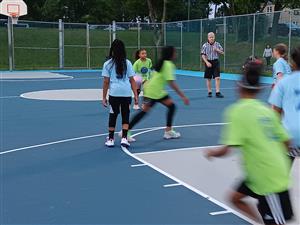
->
<box><xmin>143</xmin><ymin>95</ymin><xmax>170</xmax><ymax>106</ymax></box>
<box><xmin>204</xmin><ymin>59</ymin><xmax>220</xmax><ymax>79</ymax></box>
<box><xmin>236</xmin><ymin>181</ymin><xmax>294</xmax><ymax>225</ymax></box>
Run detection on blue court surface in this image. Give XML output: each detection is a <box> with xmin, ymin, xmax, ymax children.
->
<box><xmin>0</xmin><ymin>71</ymin><xmax>299</xmax><ymax>224</ymax></box>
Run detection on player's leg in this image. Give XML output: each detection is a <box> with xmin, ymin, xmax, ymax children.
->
<box><xmin>230</xmin><ymin>182</ymin><xmax>262</xmax><ymax>223</ymax></box>
<box><xmin>106</xmin><ymin>96</ymin><xmax>121</xmax><ymax>147</ymax></box>
<box><xmin>120</xmin><ymin>97</ymin><xmax>132</xmax><ymax>147</ymax></box>
<box><xmin>230</xmin><ymin>191</ymin><xmax>260</xmax><ymax>222</ymax></box>
<box><xmin>160</xmin><ymin>96</ymin><xmax>180</xmax><ymax>139</ymax></box>
<box><xmin>128</xmin><ymin>97</ymin><xmax>156</xmax><ymax>130</ymax></box>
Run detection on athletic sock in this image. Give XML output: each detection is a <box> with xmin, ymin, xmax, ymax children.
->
<box><xmin>109</xmin><ymin>130</ymin><xmax>114</xmax><ymax>139</ymax></box>
<box><xmin>122</xmin><ymin>129</ymin><xmax>128</xmax><ymax>139</ymax></box>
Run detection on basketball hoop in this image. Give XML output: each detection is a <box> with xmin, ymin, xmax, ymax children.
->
<box><xmin>0</xmin><ymin>0</ymin><xmax>27</xmax><ymax>25</ymax></box>
<box><xmin>10</xmin><ymin>12</ymin><xmax>19</xmax><ymax>24</ymax></box>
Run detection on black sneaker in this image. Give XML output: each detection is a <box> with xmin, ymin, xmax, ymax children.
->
<box><xmin>216</xmin><ymin>92</ymin><xmax>224</xmax><ymax>98</ymax></box>
<box><xmin>208</xmin><ymin>92</ymin><xmax>212</xmax><ymax>97</ymax></box>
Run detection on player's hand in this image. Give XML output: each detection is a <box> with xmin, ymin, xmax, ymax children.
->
<box><xmin>206</xmin><ymin>62</ymin><xmax>212</xmax><ymax>68</ymax></box>
<box><xmin>182</xmin><ymin>96</ymin><xmax>190</xmax><ymax>105</ymax></box>
<box><xmin>102</xmin><ymin>99</ymin><xmax>108</xmax><ymax>107</ymax></box>
<box><xmin>204</xmin><ymin>150</ymin><xmax>213</xmax><ymax>160</ymax></box>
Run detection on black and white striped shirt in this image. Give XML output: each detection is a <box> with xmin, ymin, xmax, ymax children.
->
<box><xmin>201</xmin><ymin>42</ymin><xmax>223</xmax><ymax>60</ymax></box>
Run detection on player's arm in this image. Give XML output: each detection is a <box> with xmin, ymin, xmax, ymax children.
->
<box><xmin>129</xmin><ymin>77</ymin><xmax>138</xmax><ymax>105</ymax></box>
<box><xmin>272</xmin><ymin>105</ymin><xmax>283</xmax><ymax>115</ymax></box>
<box><xmin>205</xmin><ymin>145</ymin><xmax>232</xmax><ymax>159</ymax></box>
<box><xmin>102</xmin><ymin>77</ymin><xmax>110</xmax><ymax>107</ymax></box>
<box><xmin>168</xmin><ymin>81</ymin><xmax>189</xmax><ymax>105</ymax></box>
<box><xmin>276</xmin><ymin>72</ymin><xmax>284</xmax><ymax>82</ymax></box>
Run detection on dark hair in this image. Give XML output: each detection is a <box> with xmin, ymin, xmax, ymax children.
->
<box><xmin>291</xmin><ymin>46</ymin><xmax>300</xmax><ymax>69</ymax></box>
<box><xmin>243</xmin><ymin>56</ymin><xmax>262</xmax><ymax>68</ymax></box>
<box><xmin>135</xmin><ymin>48</ymin><xmax>146</xmax><ymax>60</ymax></box>
<box><xmin>274</xmin><ymin>43</ymin><xmax>288</xmax><ymax>61</ymax></box>
<box><xmin>239</xmin><ymin>60</ymin><xmax>263</xmax><ymax>94</ymax></box>
<box><xmin>154</xmin><ymin>46</ymin><xmax>175</xmax><ymax>72</ymax></box>
<box><xmin>109</xmin><ymin>39</ymin><xmax>127</xmax><ymax>79</ymax></box>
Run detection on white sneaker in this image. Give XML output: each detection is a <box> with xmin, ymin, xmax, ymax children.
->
<box><xmin>121</xmin><ymin>138</ymin><xmax>130</xmax><ymax>147</ymax></box>
<box><xmin>163</xmin><ymin>130</ymin><xmax>181</xmax><ymax>139</ymax></box>
<box><xmin>105</xmin><ymin>138</ymin><xmax>115</xmax><ymax>147</ymax></box>
<box><xmin>118</xmin><ymin>130</ymin><xmax>136</xmax><ymax>142</ymax></box>
<box><xmin>133</xmin><ymin>104</ymin><xmax>140</xmax><ymax>110</ymax></box>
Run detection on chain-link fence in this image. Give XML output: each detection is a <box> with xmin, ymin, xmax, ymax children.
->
<box><xmin>1</xmin><ymin>9</ymin><xmax>300</xmax><ymax>72</ymax></box>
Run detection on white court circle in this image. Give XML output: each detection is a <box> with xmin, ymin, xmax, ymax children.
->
<box><xmin>21</xmin><ymin>89</ymin><xmax>103</xmax><ymax>101</ymax></box>
<box><xmin>0</xmin><ymin>72</ymin><xmax>72</xmax><ymax>80</ymax></box>
<box><xmin>20</xmin><ymin>89</ymin><xmax>142</xmax><ymax>101</ymax></box>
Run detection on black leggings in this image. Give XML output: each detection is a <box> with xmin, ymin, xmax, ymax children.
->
<box><xmin>108</xmin><ymin>96</ymin><xmax>132</xmax><ymax>128</ymax></box>
<box><xmin>129</xmin><ymin>96</ymin><xmax>176</xmax><ymax>130</ymax></box>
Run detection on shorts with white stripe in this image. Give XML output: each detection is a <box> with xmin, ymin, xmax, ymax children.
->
<box><xmin>236</xmin><ymin>182</ymin><xmax>294</xmax><ymax>225</ymax></box>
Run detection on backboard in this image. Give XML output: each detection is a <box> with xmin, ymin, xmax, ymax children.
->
<box><xmin>0</xmin><ymin>0</ymin><xmax>27</xmax><ymax>24</ymax></box>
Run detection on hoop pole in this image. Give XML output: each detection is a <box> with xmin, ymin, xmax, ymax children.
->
<box><xmin>7</xmin><ymin>17</ymin><xmax>14</xmax><ymax>71</ymax></box>
<box><xmin>59</xmin><ymin>19</ymin><xmax>64</xmax><ymax>69</ymax></box>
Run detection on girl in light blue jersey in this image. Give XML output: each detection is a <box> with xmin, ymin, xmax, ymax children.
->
<box><xmin>272</xmin><ymin>43</ymin><xmax>291</xmax><ymax>88</ymax></box>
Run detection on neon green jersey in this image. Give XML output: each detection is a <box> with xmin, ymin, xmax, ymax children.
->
<box><xmin>133</xmin><ymin>58</ymin><xmax>152</xmax><ymax>81</ymax></box>
<box><xmin>221</xmin><ymin>99</ymin><xmax>291</xmax><ymax>195</ymax></box>
<box><xmin>143</xmin><ymin>60</ymin><xmax>175</xmax><ymax>100</ymax></box>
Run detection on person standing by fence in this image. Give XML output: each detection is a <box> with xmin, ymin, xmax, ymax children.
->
<box><xmin>201</xmin><ymin>32</ymin><xmax>224</xmax><ymax>98</ymax></box>
<box><xmin>263</xmin><ymin>44</ymin><xmax>273</xmax><ymax>68</ymax></box>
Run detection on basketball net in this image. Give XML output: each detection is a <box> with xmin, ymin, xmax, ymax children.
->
<box><xmin>10</xmin><ymin>12</ymin><xmax>19</xmax><ymax>24</ymax></box>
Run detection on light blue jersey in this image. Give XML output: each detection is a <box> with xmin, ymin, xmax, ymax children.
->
<box><xmin>102</xmin><ymin>59</ymin><xmax>135</xmax><ymax>97</ymax></box>
<box><xmin>273</xmin><ymin>57</ymin><xmax>291</xmax><ymax>83</ymax></box>
<box><xmin>269</xmin><ymin>71</ymin><xmax>300</xmax><ymax>147</ymax></box>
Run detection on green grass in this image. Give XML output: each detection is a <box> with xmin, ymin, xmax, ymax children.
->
<box><xmin>1</xmin><ymin>26</ymin><xmax>299</xmax><ymax>75</ymax></box>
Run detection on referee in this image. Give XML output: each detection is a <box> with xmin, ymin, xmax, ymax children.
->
<box><xmin>201</xmin><ymin>32</ymin><xmax>224</xmax><ymax>98</ymax></box>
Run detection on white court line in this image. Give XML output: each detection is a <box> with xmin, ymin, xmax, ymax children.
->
<box><xmin>0</xmin><ymin>122</ymin><xmax>254</xmax><ymax>223</ymax></box>
<box><xmin>0</xmin><ymin>96</ymin><xmax>20</xmax><ymax>99</ymax></box>
<box><xmin>131</xmin><ymin>164</ymin><xmax>147</xmax><ymax>168</ymax></box>
<box><xmin>210</xmin><ymin>210</ymin><xmax>231</xmax><ymax>216</ymax></box>
<box><xmin>121</xmin><ymin>145</ymin><xmax>256</xmax><ymax>225</ymax></box>
<box><xmin>135</xmin><ymin>146</ymin><xmax>220</xmax><ymax>156</ymax></box>
<box><xmin>0</xmin><ymin>122</ymin><xmax>223</xmax><ymax>155</ymax></box>
<box><xmin>163</xmin><ymin>183</ymin><xmax>182</xmax><ymax>188</ymax></box>
<box><xmin>0</xmin><ymin>77</ymin><xmax>74</xmax><ymax>82</ymax></box>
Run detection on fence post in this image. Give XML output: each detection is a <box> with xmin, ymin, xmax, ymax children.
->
<box><xmin>223</xmin><ymin>17</ymin><xmax>226</xmax><ymax>71</ymax></box>
<box><xmin>180</xmin><ymin>22</ymin><xmax>183</xmax><ymax>69</ymax></box>
<box><xmin>86</xmin><ymin>23</ymin><xmax>90</xmax><ymax>69</ymax></box>
<box><xmin>288</xmin><ymin>10</ymin><xmax>292</xmax><ymax>62</ymax></box>
<box><xmin>112</xmin><ymin>21</ymin><xmax>116</xmax><ymax>41</ymax></box>
<box><xmin>200</xmin><ymin>20</ymin><xmax>203</xmax><ymax>70</ymax></box>
<box><xmin>7</xmin><ymin>17</ymin><xmax>14</xmax><ymax>71</ymax></box>
<box><xmin>137</xmin><ymin>22</ymin><xmax>141</xmax><ymax>49</ymax></box>
<box><xmin>109</xmin><ymin>24</ymin><xmax>112</xmax><ymax>46</ymax></box>
<box><xmin>164</xmin><ymin>22</ymin><xmax>167</xmax><ymax>46</ymax></box>
<box><xmin>59</xmin><ymin>19</ymin><xmax>64</xmax><ymax>69</ymax></box>
<box><xmin>252</xmin><ymin>14</ymin><xmax>256</xmax><ymax>58</ymax></box>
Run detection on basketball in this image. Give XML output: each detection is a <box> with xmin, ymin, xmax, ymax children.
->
<box><xmin>141</xmin><ymin>67</ymin><xmax>148</xmax><ymax>74</ymax></box>
<box><xmin>134</xmin><ymin>75</ymin><xmax>143</xmax><ymax>88</ymax></box>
